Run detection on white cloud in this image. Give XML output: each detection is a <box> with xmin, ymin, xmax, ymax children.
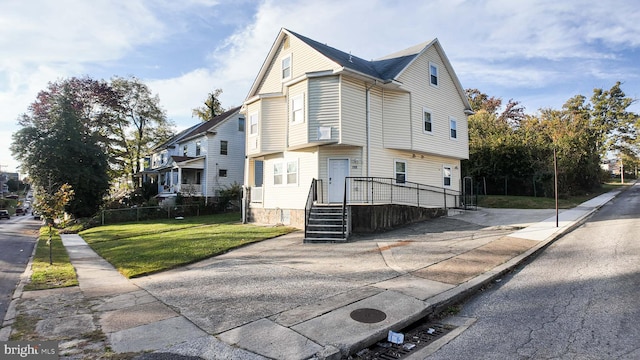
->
<box><xmin>2</xmin><ymin>0</ymin><xmax>640</xmax><ymax>174</ymax></box>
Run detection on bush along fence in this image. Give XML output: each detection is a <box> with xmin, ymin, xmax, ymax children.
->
<box><xmin>99</xmin><ymin>205</ymin><xmax>201</xmax><ymax>225</ymax></box>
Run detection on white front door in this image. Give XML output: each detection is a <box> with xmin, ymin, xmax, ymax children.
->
<box><xmin>328</xmin><ymin>159</ymin><xmax>349</xmax><ymax>203</ymax></box>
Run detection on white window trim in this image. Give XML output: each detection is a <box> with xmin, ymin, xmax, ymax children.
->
<box><xmin>429</xmin><ymin>62</ymin><xmax>439</xmax><ymax>88</ymax></box>
<box><xmin>249</xmin><ymin>111</ymin><xmax>259</xmax><ymax>136</ymax></box>
<box><xmin>394</xmin><ymin>159</ymin><xmax>407</xmax><ymax>184</ymax></box>
<box><xmin>423</xmin><ymin>107</ymin><xmax>433</xmax><ymax>134</ymax></box>
<box><xmin>273</xmin><ymin>159</ymin><xmax>298</xmax><ymax>186</ymax></box>
<box><xmin>443</xmin><ymin>165</ymin><xmax>453</xmax><ymax>188</ymax></box>
<box><xmin>286</xmin><ymin>159</ymin><xmax>298</xmax><ymax>185</ymax></box>
<box><xmin>290</xmin><ymin>93</ymin><xmax>304</xmax><ymax>124</ymax></box>
<box><xmin>281</xmin><ymin>54</ymin><xmax>292</xmax><ymax>81</ymax></box>
<box><xmin>449</xmin><ymin>117</ymin><xmax>458</xmax><ymax>140</ymax></box>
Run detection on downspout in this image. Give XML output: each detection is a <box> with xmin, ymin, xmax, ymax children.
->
<box><xmin>365</xmin><ymin>81</ymin><xmax>376</xmax><ymax>177</ymax></box>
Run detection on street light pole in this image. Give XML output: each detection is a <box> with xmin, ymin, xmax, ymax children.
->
<box><xmin>554</xmin><ymin>147</ymin><xmax>559</xmax><ymax>228</ymax></box>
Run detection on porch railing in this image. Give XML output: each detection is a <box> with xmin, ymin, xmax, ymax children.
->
<box><xmin>344</xmin><ymin>177</ymin><xmax>461</xmax><ymax>209</ymax></box>
<box><xmin>304</xmin><ymin>179</ymin><xmax>323</xmax><ymax>239</ymax></box>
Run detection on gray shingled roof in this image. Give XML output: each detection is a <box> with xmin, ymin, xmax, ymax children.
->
<box><xmin>287</xmin><ymin>29</ymin><xmax>419</xmax><ymax>81</ymax></box>
<box><xmin>151</xmin><ymin>106</ymin><xmax>241</xmax><ymax>151</ymax></box>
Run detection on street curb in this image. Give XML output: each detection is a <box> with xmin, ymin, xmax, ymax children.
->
<box><xmin>0</xmin><ymin>234</ymin><xmax>39</xmax><ymax>341</ymax></box>
<box><xmin>336</xmin><ymin>187</ymin><xmax>625</xmax><ymax>357</ymax></box>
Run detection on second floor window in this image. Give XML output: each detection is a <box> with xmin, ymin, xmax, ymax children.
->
<box><xmin>220</xmin><ymin>140</ymin><xmax>228</xmax><ymax>155</ymax></box>
<box><xmin>423</xmin><ymin>108</ymin><xmax>433</xmax><ymax>133</ymax></box>
<box><xmin>249</xmin><ymin>112</ymin><xmax>258</xmax><ymax>136</ymax></box>
<box><xmin>238</xmin><ymin>117</ymin><xmax>245</xmax><ymax>132</ymax></box>
<box><xmin>282</xmin><ymin>54</ymin><xmax>291</xmax><ymax>80</ymax></box>
<box><xmin>196</xmin><ymin>141</ymin><xmax>201</xmax><ymax>156</ymax></box>
<box><xmin>291</xmin><ymin>94</ymin><xmax>304</xmax><ymax>124</ymax></box>
<box><xmin>450</xmin><ymin>118</ymin><xmax>457</xmax><ymax>139</ymax></box>
<box><xmin>183</xmin><ymin>145</ymin><xmax>188</xmax><ymax>156</ymax></box>
<box><xmin>430</xmin><ymin>63</ymin><xmax>439</xmax><ymax>87</ymax></box>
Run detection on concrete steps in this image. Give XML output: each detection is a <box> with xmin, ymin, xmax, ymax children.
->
<box><xmin>304</xmin><ymin>204</ymin><xmax>347</xmax><ymax>243</ymax></box>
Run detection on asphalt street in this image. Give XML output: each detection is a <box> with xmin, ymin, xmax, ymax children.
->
<box><xmin>428</xmin><ymin>183</ymin><xmax>640</xmax><ymax>359</ymax></box>
<box><xmin>0</xmin><ymin>215</ymin><xmax>39</xmax><ymax>323</ymax></box>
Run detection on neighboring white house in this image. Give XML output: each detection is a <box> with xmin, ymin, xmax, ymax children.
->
<box><xmin>140</xmin><ymin>106</ymin><xmax>245</xmax><ymax>203</ymax></box>
<box><xmin>242</xmin><ymin>29</ymin><xmax>472</xmax><ymax>228</ymax></box>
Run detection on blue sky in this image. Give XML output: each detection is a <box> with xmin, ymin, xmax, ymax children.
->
<box><xmin>2</xmin><ymin>0</ymin><xmax>640</xmax><ymax>175</ymax></box>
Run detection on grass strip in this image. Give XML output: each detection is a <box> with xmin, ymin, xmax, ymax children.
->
<box><xmin>81</xmin><ymin>213</ymin><xmax>296</xmax><ymax>278</ymax></box>
<box><xmin>25</xmin><ymin>227</ymin><xmax>78</xmax><ymax>290</ymax></box>
<box><xmin>477</xmin><ymin>183</ymin><xmax>626</xmax><ymax>209</ymax></box>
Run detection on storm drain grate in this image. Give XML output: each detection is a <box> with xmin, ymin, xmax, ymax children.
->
<box><xmin>350</xmin><ymin>323</ymin><xmax>455</xmax><ymax>360</ymax></box>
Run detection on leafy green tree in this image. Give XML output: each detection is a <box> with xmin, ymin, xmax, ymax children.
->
<box><xmin>192</xmin><ymin>88</ymin><xmax>224</xmax><ymax>121</ymax></box>
<box><xmin>591</xmin><ymin>82</ymin><xmax>638</xmax><ymax>156</ymax></box>
<box><xmin>110</xmin><ymin>76</ymin><xmax>174</xmax><ymax>186</ymax></box>
<box><xmin>12</xmin><ymin>81</ymin><xmax>111</xmax><ymax>217</ymax></box>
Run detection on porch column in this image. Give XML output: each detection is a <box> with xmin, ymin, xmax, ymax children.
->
<box><xmin>178</xmin><ymin>167</ymin><xmax>182</xmax><ymax>188</ymax></box>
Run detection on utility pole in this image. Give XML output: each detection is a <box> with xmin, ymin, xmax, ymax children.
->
<box><xmin>0</xmin><ymin>164</ymin><xmax>7</xmax><ymax>199</ymax></box>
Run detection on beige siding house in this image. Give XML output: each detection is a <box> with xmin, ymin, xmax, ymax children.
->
<box><xmin>242</xmin><ymin>28</ymin><xmax>472</xmax><ymax>233</ymax></box>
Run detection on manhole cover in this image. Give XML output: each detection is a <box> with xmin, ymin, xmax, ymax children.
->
<box><xmin>350</xmin><ymin>308</ymin><xmax>387</xmax><ymax>323</ymax></box>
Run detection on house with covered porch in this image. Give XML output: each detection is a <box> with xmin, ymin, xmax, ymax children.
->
<box><xmin>242</xmin><ymin>29</ymin><xmax>473</xmax><ymax>240</ymax></box>
<box><xmin>140</xmin><ymin>106</ymin><xmax>245</xmax><ymax>203</ymax></box>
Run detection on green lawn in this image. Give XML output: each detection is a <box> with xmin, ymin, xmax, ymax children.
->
<box><xmin>477</xmin><ymin>182</ymin><xmax>627</xmax><ymax>209</ymax></box>
<box><xmin>80</xmin><ymin>212</ymin><xmax>296</xmax><ymax>278</ymax></box>
<box><xmin>26</xmin><ymin>227</ymin><xmax>78</xmax><ymax>290</ymax></box>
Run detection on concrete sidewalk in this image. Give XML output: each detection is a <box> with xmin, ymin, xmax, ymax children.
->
<box><xmin>0</xmin><ymin>188</ymin><xmax>624</xmax><ymax>359</ymax></box>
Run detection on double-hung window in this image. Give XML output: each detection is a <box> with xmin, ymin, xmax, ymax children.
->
<box><xmin>290</xmin><ymin>94</ymin><xmax>304</xmax><ymax>124</ymax></box>
<box><xmin>249</xmin><ymin>112</ymin><xmax>258</xmax><ymax>136</ymax></box>
<box><xmin>395</xmin><ymin>160</ymin><xmax>407</xmax><ymax>184</ymax></box>
<box><xmin>273</xmin><ymin>160</ymin><xmax>298</xmax><ymax>185</ymax></box>
<box><xmin>195</xmin><ymin>141</ymin><xmax>201</xmax><ymax>156</ymax></box>
<box><xmin>429</xmin><ymin>62</ymin><xmax>439</xmax><ymax>87</ymax></box>
<box><xmin>183</xmin><ymin>145</ymin><xmax>188</xmax><ymax>156</ymax></box>
<box><xmin>282</xmin><ymin>54</ymin><xmax>291</xmax><ymax>80</ymax></box>
<box><xmin>238</xmin><ymin>117</ymin><xmax>245</xmax><ymax>132</ymax></box>
<box><xmin>449</xmin><ymin>117</ymin><xmax>457</xmax><ymax>139</ymax></box>
<box><xmin>423</xmin><ymin>108</ymin><xmax>433</xmax><ymax>133</ymax></box>
<box><xmin>220</xmin><ymin>140</ymin><xmax>228</xmax><ymax>155</ymax></box>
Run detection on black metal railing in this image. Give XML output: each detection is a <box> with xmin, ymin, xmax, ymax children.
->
<box><xmin>304</xmin><ymin>179</ymin><xmax>323</xmax><ymax>238</ymax></box>
<box><xmin>344</xmin><ymin>177</ymin><xmax>461</xmax><ymax>209</ymax></box>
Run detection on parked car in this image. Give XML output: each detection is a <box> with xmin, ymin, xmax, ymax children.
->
<box><xmin>32</xmin><ymin>210</ymin><xmax>41</xmax><ymax>220</ymax></box>
<box><xmin>0</xmin><ymin>210</ymin><xmax>9</xmax><ymax>220</ymax></box>
<box><xmin>15</xmin><ymin>208</ymin><xmax>26</xmax><ymax>216</ymax></box>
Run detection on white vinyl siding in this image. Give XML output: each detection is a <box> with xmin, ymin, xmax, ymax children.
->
<box><xmin>203</xmin><ymin>111</ymin><xmax>246</xmax><ymax>196</ymax></box>
<box><xmin>396</xmin><ymin>45</ymin><xmax>468</xmax><ymax>160</ymax></box>
<box><xmin>308</xmin><ymin>76</ymin><xmax>340</xmax><ymax>142</ymax></box>
<box><xmin>247</xmin><ymin>96</ymin><xmax>286</xmax><ymax>156</ymax></box>
<box><xmin>254</xmin><ymin>33</ymin><xmax>336</xmax><ymax>95</ymax></box>
<box><xmin>381</xmin><ymin>90</ymin><xmax>411</xmax><ymax>151</ymax></box>
<box><xmin>288</xmin><ymin>81</ymin><xmax>308</xmax><ymax>148</ymax></box>
<box><xmin>260</xmin><ymin>151</ymin><xmax>318</xmax><ymax>210</ymax></box>
<box><xmin>340</xmin><ymin>77</ymin><xmax>367</xmax><ymax>146</ymax></box>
